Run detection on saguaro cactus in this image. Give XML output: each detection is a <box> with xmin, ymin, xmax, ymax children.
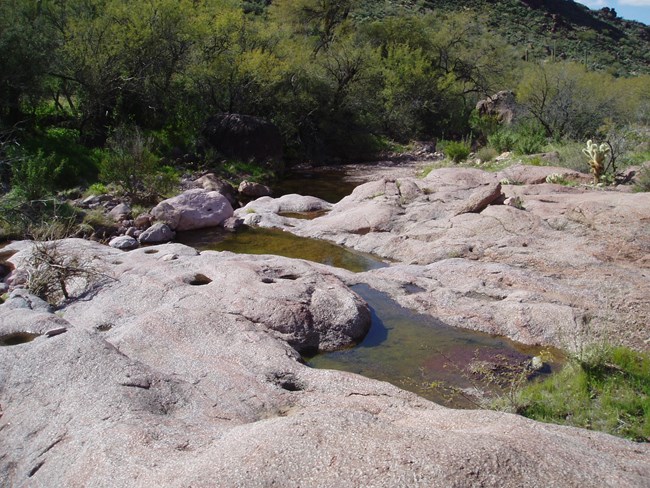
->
<box><xmin>582</xmin><ymin>139</ymin><xmax>610</xmax><ymax>182</ymax></box>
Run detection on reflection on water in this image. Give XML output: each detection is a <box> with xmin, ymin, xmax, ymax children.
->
<box><xmin>274</xmin><ymin>168</ymin><xmax>357</xmax><ymax>203</ymax></box>
<box><xmin>308</xmin><ymin>284</ymin><xmax>560</xmax><ymax>409</ymax></box>
<box><xmin>176</xmin><ymin>226</ymin><xmax>387</xmax><ymax>273</ymax></box>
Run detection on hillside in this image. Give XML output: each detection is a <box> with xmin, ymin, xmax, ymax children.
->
<box><xmin>249</xmin><ymin>0</ymin><xmax>650</xmax><ymax>75</ymax></box>
<box><xmin>414</xmin><ymin>0</ymin><xmax>650</xmax><ymax>76</ymax></box>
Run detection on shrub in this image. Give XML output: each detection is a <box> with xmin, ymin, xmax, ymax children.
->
<box><xmin>476</xmin><ymin>146</ymin><xmax>498</xmax><ymax>163</ymax></box>
<box><xmin>99</xmin><ymin>125</ymin><xmax>159</xmax><ymax>201</ymax></box>
<box><xmin>10</xmin><ymin>150</ymin><xmax>62</xmax><ymax>200</ymax></box>
<box><xmin>544</xmin><ymin>141</ymin><xmax>589</xmax><ymax>172</ymax></box>
<box><xmin>148</xmin><ymin>165</ymin><xmax>180</xmax><ymax>198</ymax></box>
<box><xmin>24</xmin><ymin>238</ymin><xmax>106</xmax><ymax>305</ymax></box>
<box><xmin>513</xmin><ymin>123</ymin><xmax>547</xmax><ymax>155</ymax></box>
<box><xmin>0</xmin><ymin>189</ymin><xmax>78</xmax><ymax>240</ymax></box>
<box><xmin>86</xmin><ymin>183</ymin><xmax>108</xmax><ymax>196</ymax></box>
<box><xmin>487</xmin><ymin>130</ymin><xmax>517</xmax><ymax>153</ymax></box>
<box><xmin>441</xmin><ymin>139</ymin><xmax>471</xmax><ymax>163</ymax></box>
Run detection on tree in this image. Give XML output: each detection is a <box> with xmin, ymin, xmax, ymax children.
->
<box><xmin>0</xmin><ymin>0</ymin><xmax>56</xmax><ymax>125</ymax></box>
<box><xmin>517</xmin><ymin>62</ymin><xmax>616</xmax><ymax>139</ymax></box>
<box><xmin>270</xmin><ymin>0</ymin><xmax>352</xmax><ymax>54</ymax></box>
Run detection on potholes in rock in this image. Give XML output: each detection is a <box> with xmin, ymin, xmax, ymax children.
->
<box><xmin>403</xmin><ymin>283</ymin><xmax>426</xmax><ymax>295</ymax></box>
<box><xmin>0</xmin><ymin>332</ymin><xmax>41</xmax><ymax>346</ymax></box>
<box><xmin>268</xmin><ymin>372</ymin><xmax>306</xmax><ymax>392</ymax></box>
<box><xmin>144</xmin><ymin>249</ymin><xmax>159</xmax><ymax>255</ymax></box>
<box><xmin>279</xmin><ymin>274</ymin><xmax>300</xmax><ymax>280</ymax></box>
<box><xmin>261</xmin><ymin>277</ymin><xmax>275</xmax><ymax>284</ymax></box>
<box><xmin>96</xmin><ymin>323</ymin><xmax>113</xmax><ymax>332</ymax></box>
<box><xmin>185</xmin><ymin>273</ymin><xmax>212</xmax><ymax>286</ymax></box>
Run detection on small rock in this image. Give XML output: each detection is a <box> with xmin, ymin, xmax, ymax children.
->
<box><xmin>134</xmin><ymin>213</ymin><xmax>153</xmax><ymax>229</ymax></box>
<box><xmin>504</xmin><ymin>196</ymin><xmax>524</xmax><ymax>209</ymax></box>
<box><xmin>138</xmin><ymin>223</ymin><xmax>175</xmax><ymax>244</ymax></box>
<box><xmin>109</xmin><ymin>203</ymin><xmax>132</xmax><ymax>222</ymax></box>
<box><xmin>238</xmin><ymin>180</ymin><xmax>272</xmax><ymax>198</ymax></box>
<box><xmin>222</xmin><ymin>216</ymin><xmax>245</xmax><ymax>231</ymax></box>
<box><xmin>109</xmin><ymin>236</ymin><xmax>139</xmax><ymax>250</ymax></box>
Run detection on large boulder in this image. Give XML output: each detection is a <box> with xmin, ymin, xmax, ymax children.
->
<box><xmin>202</xmin><ymin>113</ymin><xmax>283</xmax><ymax>169</ymax></box>
<box><xmin>1</xmin><ymin>239</ymin><xmax>649</xmax><ymax>487</ymax></box>
<box><xmin>151</xmin><ymin>189</ymin><xmax>234</xmax><ymax>231</ymax></box>
<box><xmin>476</xmin><ymin>90</ymin><xmax>524</xmax><ymax>125</ymax></box>
<box><xmin>194</xmin><ymin>173</ymin><xmax>238</xmax><ymax>207</ymax></box>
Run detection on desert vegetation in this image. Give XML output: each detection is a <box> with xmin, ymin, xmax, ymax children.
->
<box><xmin>1</xmin><ymin>1</ymin><xmax>648</xmax><ymax>237</ymax></box>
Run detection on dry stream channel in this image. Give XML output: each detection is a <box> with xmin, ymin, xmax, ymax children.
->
<box><xmin>178</xmin><ymin>166</ymin><xmax>561</xmax><ymax>408</ymax></box>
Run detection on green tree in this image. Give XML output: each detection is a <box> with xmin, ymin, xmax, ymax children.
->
<box><xmin>516</xmin><ymin>62</ymin><xmax>617</xmax><ymax>139</ymax></box>
<box><xmin>0</xmin><ymin>0</ymin><xmax>56</xmax><ymax>125</ymax></box>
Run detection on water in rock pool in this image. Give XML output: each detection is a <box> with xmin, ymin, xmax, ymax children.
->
<box><xmin>177</xmin><ymin>226</ymin><xmax>387</xmax><ymax>273</ymax></box>
<box><xmin>177</xmin><ymin>224</ymin><xmax>559</xmax><ymax>408</ymax></box>
<box><xmin>308</xmin><ymin>284</ymin><xmax>560</xmax><ymax>408</ymax></box>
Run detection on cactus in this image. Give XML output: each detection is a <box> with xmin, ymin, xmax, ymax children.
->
<box><xmin>582</xmin><ymin>139</ymin><xmax>610</xmax><ymax>182</ymax></box>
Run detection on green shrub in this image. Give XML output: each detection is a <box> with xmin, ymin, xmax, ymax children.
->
<box><xmin>147</xmin><ymin>165</ymin><xmax>180</xmax><ymax>198</ymax></box>
<box><xmin>516</xmin><ymin>345</ymin><xmax>650</xmax><ymax>442</ymax></box>
<box><xmin>476</xmin><ymin>146</ymin><xmax>498</xmax><ymax>163</ymax></box>
<box><xmin>488</xmin><ymin>130</ymin><xmax>517</xmax><ymax>153</ymax></box>
<box><xmin>441</xmin><ymin>139</ymin><xmax>471</xmax><ymax>163</ymax></box>
<box><xmin>21</xmin><ymin>128</ymin><xmax>100</xmax><ymax>188</ymax></box>
<box><xmin>513</xmin><ymin>123</ymin><xmax>547</xmax><ymax>155</ymax></box>
<box><xmin>99</xmin><ymin>125</ymin><xmax>159</xmax><ymax>201</ymax></box>
<box><xmin>86</xmin><ymin>183</ymin><xmax>108</xmax><ymax>196</ymax></box>
<box><xmin>10</xmin><ymin>150</ymin><xmax>62</xmax><ymax>200</ymax></box>
<box><xmin>544</xmin><ymin>141</ymin><xmax>589</xmax><ymax>172</ymax></box>
<box><xmin>0</xmin><ymin>189</ymin><xmax>78</xmax><ymax>240</ymax></box>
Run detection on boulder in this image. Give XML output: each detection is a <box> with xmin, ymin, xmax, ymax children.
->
<box><xmin>238</xmin><ymin>180</ymin><xmax>272</xmax><ymax>198</ymax></box>
<box><xmin>497</xmin><ymin>164</ymin><xmax>591</xmax><ymax>185</ymax></box>
<box><xmin>151</xmin><ymin>189</ymin><xmax>234</xmax><ymax>231</ymax></box>
<box><xmin>202</xmin><ymin>113</ymin><xmax>283</xmax><ymax>169</ymax></box>
<box><xmin>134</xmin><ymin>213</ymin><xmax>153</xmax><ymax>229</ymax></box>
<box><xmin>476</xmin><ymin>90</ymin><xmax>524</xmax><ymax>125</ymax></box>
<box><xmin>109</xmin><ymin>235</ymin><xmax>139</xmax><ymax>250</ymax></box>
<box><xmin>108</xmin><ymin>203</ymin><xmax>132</xmax><ymax>222</ymax></box>
<box><xmin>138</xmin><ymin>223</ymin><xmax>175</xmax><ymax>244</ymax></box>
<box><xmin>194</xmin><ymin>173</ymin><xmax>238</xmax><ymax>207</ymax></box>
<box><xmin>236</xmin><ymin>194</ymin><xmax>332</xmax><ymax>216</ymax></box>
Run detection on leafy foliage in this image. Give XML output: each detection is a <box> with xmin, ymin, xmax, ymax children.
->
<box><xmin>440</xmin><ymin>139</ymin><xmax>471</xmax><ymax>163</ymax></box>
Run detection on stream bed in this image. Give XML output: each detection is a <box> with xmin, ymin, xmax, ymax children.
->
<box><xmin>178</xmin><ymin>223</ymin><xmax>559</xmax><ymax>409</ymax></box>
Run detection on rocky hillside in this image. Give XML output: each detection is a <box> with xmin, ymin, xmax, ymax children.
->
<box><xmin>252</xmin><ymin>0</ymin><xmax>650</xmax><ymax>75</ymax></box>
